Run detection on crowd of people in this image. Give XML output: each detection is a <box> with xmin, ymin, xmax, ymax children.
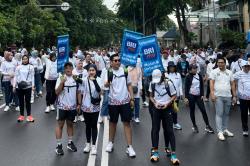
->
<box><xmin>0</xmin><ymin>45</ymin><xmax>250</xmax><ymax>165</ymax></box>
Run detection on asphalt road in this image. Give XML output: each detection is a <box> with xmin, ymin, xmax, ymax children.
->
<box><xmin>0</xmin><ymin>94</ymin><xmax>249</xmax><ymax>166</ymax></box>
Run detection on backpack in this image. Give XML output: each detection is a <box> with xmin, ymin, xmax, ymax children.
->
<box><xmin>107</xmin><ymin>67</ymin><xmax>128</xmax><ymax>84</ymax></box>
<box><xmin>151</xmin><ymin>79</ymin><xmax>176</xmax><ymax>98</ymax></box>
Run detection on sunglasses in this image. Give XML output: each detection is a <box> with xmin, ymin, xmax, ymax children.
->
<box><xmin>113</xmin><ymin>59</ymin><xmax>121</xmax><ymax>62</ymax></box>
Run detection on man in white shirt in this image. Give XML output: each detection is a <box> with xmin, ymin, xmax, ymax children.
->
<box><xmin>210</xmin><ymin>57</ymin><xmax>237</xmax><ymax>141</ymax></box>
<box><xmin>105</xmin><ymin>54</ymin><xmax>136</xmax><ymax>158</ymax></box>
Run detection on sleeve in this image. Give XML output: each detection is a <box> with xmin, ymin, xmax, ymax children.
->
<box><xmin>55</xmin><ymin>77</ymin><xmax>61</xmax><ymax>89</ymax></box>
<box><xmin>209</xmin><ymin>70</ymin><xmax>216</xmax><ymax>80</ymax></box>
<box><xmin>97</xmin><ymin>77</ymin><xmax>103</xmax><ymax>92</ymax></box>
<box><xmin>178</xmin><ymin>74</ymin><xmax>183</xmax><ymax>96</ymax></box>
<box><xmin>233</xmin><ymin>72</ymin><xmax>239</xmax><ymax>80</ymax></box>
<box><xmin>100</xmin><ymin>69</ymin><xmax>107</xmax><ymax>89</ymax></box>
<box><xmin>13</xmin><ymin>66</ymin><xmax>18</xmax><ymax>87</ymax></box>
<box><xmin>0</xmin><ymin>62</ymin><xmax>7</xmax><ymax>75</ymax></box>
<box><xmin>168</xmin><ymin>81</ymin><xmax>177</xmax><ymax>96</ymax></box>
<box><xmin>229</xmin><ymin>71</ymin><xmax>234</xmax><ymax>81</ymax></box>
<box><xmin>148</xmin><ymin>82</ymin><xmax>152</xmax><ymax>92</ymax></box>
<box><xmin>31</xmin><ymin>66</ymin><xmax>35</xmax><ymax>87</ymax></box>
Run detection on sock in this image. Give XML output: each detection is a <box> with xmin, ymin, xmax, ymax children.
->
<box><xmin>68</xmin><ymin>136</ymin><xmax>73</xmax><ymax>143</ymax></box>
<box><xmin>57</xmin><ymin>139</ymin><xmax>62</xmax><ymax>145</ymax></box>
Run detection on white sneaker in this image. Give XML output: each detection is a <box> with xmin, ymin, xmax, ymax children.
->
<box><xmin>4</xmin><ymin>106</ymin><xmax>10</xmax><ymax>112</ymax></box>
<box><xmin>126</xmin><ymin>145</ymin><xmax>136</xmax><ymax>158</ymax></box>
<box><xmin>237</xmin><ymin>100</ymin><xmax>240</xmax><ymax>105</ymax></box>
<box><xmin>106</xmin><ymin>142</ymin><xmax>114</xmax><ymax>153</ymax></box>
<box><xmin>39</xmin><ymin>91</ymin><xmax>43</xmax><ymax>95</ymax></box>
<box><xmin>143</xmin><ymin>101</ymin><xmax>149</xmax><ymax>107</ymax></box>
<box><xmin>91</xmin><ymin>145</ymin><xmax>97</xmax><ymax>155</ymax></box>
<box><xmin>83</xmin><ymin>143</ymin><xmax>91</xmax><ymax>153</ymax></box>
<box><xmin>248</xmin><ymin>110</ymin><xmax>250</xmax><ymax>116</ymax></box>
<box><xmin>223</xmin><ymin>130</ymin><xmax>234</xmax><ymax>137</ymax></box>
<box><xmin>134</xmin><ymin>118</ymin><xmax>140</xmax><ymax>123</ymax></box>
<box><xmin>45</xmin><ymin>106</ymin><xmax>50</xmax><ymax>113</ymax></box>
<box><xmin>50</xmin><ymin>105</ymin><xmax>56</xmax><ymax>111</ymax></box>
<box><xmin>78</xmin><ymin>115</ymin><xmax>85</xmax><ymax>122</ymax></box>
<box><xmin>243</xmin><ymin>131</ymin><xmax>249</xmax><ymax>137</ymax></box>
<box><xmin>218</xmin><ymin>132</ymin><xmax>225</xmax><ymax>141</ymax></box>
<box><xmin>15</xmin><ymin>106</ymin><xmax>20</xmax><ymax>112</ymax></box>
<box><xmin>98</xmin><ymin>116</ymin><xmax>103</xmax><ymax>123</ymax></box>
<box><xmin>73</xmin><ymin>116</ymin><xmax>78</xmax><ymax>123</ymax></box>
<box><xmin>0</xmin><ymin>93</ymin><xmax>3</xmax><ymax>97</ymax></box>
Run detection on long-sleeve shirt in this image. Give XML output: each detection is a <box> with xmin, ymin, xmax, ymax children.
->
<box><xmin>42</xmin><ymin>55</ymin><xmax>58</xmax><ymax>80</ymax></box>
<box><xmin>13</xmin><ymin>64</ymin><xmax>35</xmax><ymax>89</ymax></box>
<box><xmin>29</xmin><ymin>57</ymin><xmax>43</xmax><ymax>73</ymax></box>
<box><xmin>0</xmin><ymin>60</ymin><xmax>16</xmax><ymax>82</ymax></box>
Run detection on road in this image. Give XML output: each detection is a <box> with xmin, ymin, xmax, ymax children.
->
<box><xmin>0</xmin><ymin>94</ymin><xmax>249</xmax><ymax>166</ymax></box>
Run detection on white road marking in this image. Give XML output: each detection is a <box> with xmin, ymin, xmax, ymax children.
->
<box><xmin>0</xmin><ymin>103</ymin><xmax>6</xmax><ymax>109</ymax></box>
<box><xmin>101</xmin><ymin>117</ymin><xmax>109</xmax><ymax>166</ymax></box>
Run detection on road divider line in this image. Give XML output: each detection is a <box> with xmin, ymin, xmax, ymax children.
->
<box><xmin>101</xmin><ymin>117</ymin><xmax>109</xmax><ymax>166</ymax></box>
<box><xmin>0</xmin><ymin>103</ymin><xmax>6</xmax><ymax>109</ymax></box>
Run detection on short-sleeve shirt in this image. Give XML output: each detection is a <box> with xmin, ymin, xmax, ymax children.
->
<box><xmin>148</xmin><ymin>80</ymin><xmax>176</xmax><ymax>105</ymax></box>
<box><xmin>210</xmin><ymin>68</ymin><xmax>234</xmax><ymax>97</ymax></box>
<box><xmin>234</xmin><ymin>71</ymin><xmax>250</xmax><ymax>100</ymax></box>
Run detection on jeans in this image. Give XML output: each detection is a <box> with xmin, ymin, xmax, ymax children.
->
<box><xmin>215</xmin><ymin>97</ymin><xmax>232</xmax><ymax>133</ymax></box>
<box><xmin>133</xmin><ymin>98</ymin><xmax>140</xmax><ymax>118</ymax></box>
<box><xmin>17</xmin><ymin>88</ymin><xmax>32</xmax><ymax>116</ymax></box>
<box><xmin>34</xmin><ymin>73</ymin><xmax>42</xmax><ymax>94</ymax></box>
<box><xmin>2</xmin><ymin>81</ymin><xmax>18</xmax><ymax>106</ymax></box>
<box><xmin>100</xmin><ymin>90</ymin><xmax>109</xmax><ymax>116</ymax></box>
<box><xmin>239</xmin><ymin>99</ymin><xmax>250</xmax><ymax>132</ymax></box>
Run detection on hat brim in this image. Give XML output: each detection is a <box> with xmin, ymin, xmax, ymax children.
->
<box><xmin>152</xmin><ymin>77</ymin><xmax>161</xmax><ymax>84</ymax></box>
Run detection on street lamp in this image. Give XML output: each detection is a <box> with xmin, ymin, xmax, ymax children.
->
<box><xmin>38</xmin><ymin>2</ymin><xmax>70</xmax><ymax>11</ymax></box>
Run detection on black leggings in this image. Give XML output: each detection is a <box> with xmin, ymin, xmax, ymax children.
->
<box><xmin>17</xmin><ymin>88</ymin><xmax>32</xmax><ymax>116</ymax></box>
<box><xmin>151</xmin><ymin>106</ymin><xmax>176</xmax><ymax>151</ymax></box>
<box><xmin>83</xmin><ymin>112</ymin><xmax>99</xmax><ymax>145</ymax></box>
<box><xmin>46</xmin><ymin>80</ymin><xmax>57</xmax><ymax>106</ymax></box>
<box><xmin>239</xmin><ymin>99</ymin><xmax>250</xmax><ymax>131</ymax></box>
<box><xmin>188</xmin><ymin>95</ymin><xmax>210</xmax><ymax>127</ymax></box>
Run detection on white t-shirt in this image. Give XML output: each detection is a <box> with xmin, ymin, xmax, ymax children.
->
<box><xmin>189</xmin><ymin>74</ymin><xmax>200</xmax><ymax>96</ymax></box>
<box><xmin>108</xmin><ymin>67</ymin><xmax>132</xmax><ymax>105</ymax></box>
<box><xmin>210</xmin><ymin>68</ymin><xmax>234</xmax><ymax>97</ymax></box>
<box><xmin>166</xmin><ymin>73</ymin><xmax>183</xmax><ymax>97</ymax></box>
<box><xmin>79</xmin><ymin>77</ymin><xmax>102</xmax><ymax>113</ymax></box>
<box><xmin>72</xmin><ymin>68</ymin><xmax>88</xmax><ymax>79</ymax></box>
<box><xmin>0</xmin><ymin>60</ymin><xmax>16</xmax><ymax>82</ymax></box>
<box><xmin>161</xmin><ymin>57</ymin><xmax>168</xmax><ymax>71</ymax></box>
<box><xmin>234</xmin><ymin>71</ymin><xmax>250</xmax><ymax>100</ymax></box>
<box><xmin>231</xmin><ymin>59</ymin><xmax>243</xmax><ymax>74</ymax></box>
<box><xmin>149</xmin><ymin>80</ymin><xmax>177</xmax><ymax>105</ymax></box>
<box><xmin>56</xmin><ymin>75</ymin><xmax>78</xmax><ymax>110</ymax></box>
<box><xmin>96</xmin><ymin>55</ymin><xmax>109</xmax><ymax>70</ymax></box>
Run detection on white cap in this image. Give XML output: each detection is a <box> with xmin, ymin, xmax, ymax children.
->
<box><xmin>241</xmin><ymin>60</ymin><xmax>250</xmax><ymax>67</ymax></box>
<box><xmin>152</xmin><ymin>69</ymin><xmax>162</xmax><ymax>83</ymax></box>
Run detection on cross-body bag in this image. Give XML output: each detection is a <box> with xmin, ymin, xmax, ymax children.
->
<box><xmin>18</xmin><ymin>65</ymin><xmax>31</xmax><ymax>89</ymax></box>
<box><xmin>88</xmin><ymin>79</ymin><xmax>101</xmax><ymax>105</ymax></box>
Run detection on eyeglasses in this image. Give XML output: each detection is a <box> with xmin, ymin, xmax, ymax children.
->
<box><xmin>113</xmin><ymin>59</ymin><xmax>121</xmax><ymax>63</ymax></box>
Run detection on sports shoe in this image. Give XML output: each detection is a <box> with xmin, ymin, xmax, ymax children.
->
<box><xmin>205</xmin><ymin>126</ymin><xmax>214</xmax><ymax>133</ymax></box>
<box><xmin>98</xmin><ymin>116</ymin><xmax>103</xmax><ymax>123</ymax></box>
<box><xmin>165</xmin><ymin>148</ymin><xmax>172</xmax><ymax>157</ymax></box>
<box><xmin>4</xmin><ymin>106</ymin><xmax>10</xmax><ymax>112</ymax></box>
<box><xmin>17</xmin><ymin>115</ymin><xmax>25</xmax><ymax>122</ymax></box>
<box><xmin>15</xmin><ymin>106</ymin><xmax>20</xmax><ymax>112</ymax></box>
<box><xmin>55</xmin><ymin>144</ymin><xmax>64</xmax><ymax>155</ymax></box>
<box><xmin>126</xmin><ymin>145</ymin><xmax>136</xmax><ymax>158</ymax></box>
<box><xmin>243</xmin><ymin>131</ymin><xmax>249</xmax><ymax>137</ymax></box>
<box><xmin>50</xmin><ymin>105</ymin><xmax>56</xmax><ymax>111</ymax></box>
<box><xmin>223</xmin><ymin>130</ymin><xmax>234</xmax><ymax>137</ymax></box>
<box><xmin>67</xmin><ymin>141</ymin><xmax>77</xmax><ymax>152</ymax></box>
<box><xmin>45</xmin><ymin>106</ymin><xmax>50</xmax><ymax>113</ymax></box>
<box><xmin>106</xmin><ymin>142</ymin><xmax>114</xmax><ymax>153</ymax></box>
<box><xmin>134</xmin><ymin>118</ymin><xmax>140</xmax><ymax>123</ymax></box>
<box><xmin>26</xmin><ymin>116</ymin><xmax>35</xmax><ymax>122</ymax></box>
<box><xmin>73</xmin><ymin>116</ymin><xmax>78</xmax><ymax>123</ymax></box>
<box><xmin>173</xmin><ymin>123</ymin><xmax>182</xmax><ymax>130</ymax></box>
<box><xmin>150</xmin><ymin>148</ymin><xmax>159</xmax><ymax>162</ymax></box>
<box><xmin>248</xmin><ymin>110</ymin><xmax>250</xmax><ymax>116</ymax></box>
<box><xmin>218</xmin><ymin>132</ymin><xmax>225</xmax><ymax>141</ymax></box>
<box><xmin>192</xmin><ymin>126</ymin><xmax>199</xmax><ymax>133</ymax></box>
<box><xmin>91</xmin><ymin>145</ymin><xmax>97</xmax><ymax>155</ymax></box>
<box><xmin>83</xmin><ymin>143</ymin><xmax>91</xmax><ymax>153</ymax></box>
<box><xmin>0</xmin><ymin>93</ymin><xmax>3</xmax><ymax>97</ymax></box>
<box><xmin>237</xmin><ymin>100</ymin><xmax>240</xmax><ymax>105</ymax></box>
<box><xmin>39</xmin><ymin>91</ymin><xmax>43</xmax><ymax>96</ymax></box>
<box><xmin>171</xmin><ymin>153</ymin><xmax>180</xmax><ymax>165</ymax></box>
<box><xmin>78</xmin><ymin>115</ymin><xmax>85</xmax><ymax>122</ymax></box>
<box><xmin>143</xmin><ymin>101</ymin><xmax>149</xmax><ymax>107</ymax></box>
<box><xmin>30</xmin><ymin>96</ymin><xmax>34</xmax><ymax>104</ymax></box>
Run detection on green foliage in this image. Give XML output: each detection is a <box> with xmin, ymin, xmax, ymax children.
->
<box><xmin>220</xmin><ymin>29</ymin><xmax>245</xmax><ymax>48</ymax></box>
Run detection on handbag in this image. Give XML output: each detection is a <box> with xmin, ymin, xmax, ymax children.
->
<box><xmin>17</xmin><ymin>65</ymin><xmax>30</xmax><ymax>89</ymax></box>
<box><xmin>172</xmin><ymin>101</ymin><xmax>179</xmax><ymax>113</ymax></box>
<box><xmin>132</xmin><ymin>85</ymin><xmax>138</xmax><ymax>94</ymax></box>
<box><xmin>88</xmin><ymin>79</ymin><xmax>101</xmax><ymax>105</ymax></box>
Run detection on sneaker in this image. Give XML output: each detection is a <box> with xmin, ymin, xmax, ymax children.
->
<box><xmin>98</xmin><ymin>116</ymin><xmax>103</xmax><ymax>123</ymax></box>
<box><xmin>173</xmin><ymin>123</ymin><xmax>182</xmax><ymax>130</ymax></box>
<box><xmin>143</xmin><ymin>101</ymin><xmax>149</xmax><ymax>107</ymax></box>
<box><xmin>55</xmin><ymin>144</ymin><xmax>64</xmax><ymax>155</ymax></box>
<box><xmin>26</xmin><ymin>116</ymin><xmax>35</xmax><ymax>122</ymax></box>
<box><xmin>15</xmin><ymin>106</ymin><xmax>20</xmax><ymax>112</ymax></box>
<box><xmin>223</xmin><ymin>130</ymin><xmax>234</xmax><ymax>137</ymax></box>
<box><xmin>134</xmin><ymin>118</ymin><xmax>140</xmax><ymax>123</ymax></box>
<box><xmin>30</xmin><ymin>97</ymin><xmax>34</xmax><ymax>104</ymax></box>
<box><xmin>73</xmin><ymin>116</ymin><xmax>78</xmax><ymax>123</ymax></box>
<box><xmin>78</xmin><ymin>115</ymin><xmax>85</xmax><ymax>122</ymax></box>
<box><xmin>39</xmin><ymin>91</ymin><xmax>43</xmax><ymax>96</ymax></box>
<box><xmin>205</xmin><ymin>126</ymin><xmax>214</xmax><ymax>133</ymax></box>
<box><xmin>0</xmin><ymin>93</ymin><xmax>3</xmax><ymax>97</ymax></box>
<box><xmin>91</xmin><ymin>145</ymin><xmax>97</xmax><ymax>155</ymax></box>
<box><xmin>50</xmin><ymin>105</ymin><xmax>56</xmax><ymax>111</ymax></box>
<box><xmin>126</xmin><ymin>145</ymin><xmax>136</xmax><ymax>158</ymax></box>
<box><xmin>67</xmin><ymin>141</ymin><xmax>77</xmax><ymax>152</ymax></box>
<box><xmin>150</xmin><ymin>148</ymin><xmax>159</xmax><ymax>162</ymax></box>
<box><xmin>192</xmin><ymin>126</ymin><xmax>199</xmax><ymax>133</ymax></box>
<box><xmin>171</xmin><ymin>153</ymin><xmax>180</xmax><ymax>165</ymax></box>
<box><xmin>45</xmin><ymin>106</ymin><xmax>50</xmax><ymax>113</ymax></box>
<box><xmin>248</xmin><ymin>110</ymin><xmax>250</xmax><ymax>116</ymax></box>
<box><xmin>165</xmin><ymin>148</ymin><xmax>172</xmax><ymax>157</ymax></box>
<box><xmin>83</xmin><ymin>143</ymin><xmax>91</xmax><ymax>153</ymax></box>
<box><xmin>218</xmin><ymin>132</ymin><xmax>225</xmax><ymax>141</ymax></box>
<box><xmin>106</xmin><ymin>142</ymin><xmax>114</xmax><ymax>153</ymax></box>
<box><xmin>17</xmin><ymin>115</ymin><xmax>25</xmax><ymax>122</ymax></box>
<box><xmin>243</xmin><ymin>131</ymin><xmax>249</xmax><ymax>137</ymax></box>
<box><xmin>4</xmin><ymin>106</ymin><xmax>10</xmax><ymax>112</ymax></box>
<box><xmin>237</xmin><ymin>100</ymin><xmax>240</xmax><ymax>105</ymax></box>
<box><xmin>35</xmin><ymin>94</ymin><xmax>39</xmax><ymax>98</ymax></box>
<box><xmin>203</xmin><ymin>98</ymin><xmax>209</xmax><ymax>102</ymax></box>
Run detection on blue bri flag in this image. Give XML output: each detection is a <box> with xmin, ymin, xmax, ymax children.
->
<box><xmin>57</xmin><ymin>35</ymin><xmax>69</xmax><ymax>73</ymax></box>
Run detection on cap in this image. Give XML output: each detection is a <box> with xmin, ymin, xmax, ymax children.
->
<box><xmin>168</xmin><ymin>61</ymin><xmax>176</xmax><ymax>67</ymax></box>
<box><xmin>152</xmin><ymin>69</ymin><xmax>162</xmax><ymax>84</ymax></box>
<box><xmin>241</xmin><ymin>60</ymin><xmax>250</xmax><ymax>67</ymax></box>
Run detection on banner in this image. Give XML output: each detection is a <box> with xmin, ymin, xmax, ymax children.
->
<box><xmin>121</xmin><ymin>29</ymin><xmax>144</xmax><ymax>66</ymax></box>
<box><xmin>138</xmin><ymin>35</ymin><xmax>164</xmax><ymax>76</ymax></box>
<box><xmin>57</xmin><ymin>35</ymin><xmax>69</xmax><ymax>73</ymax></box>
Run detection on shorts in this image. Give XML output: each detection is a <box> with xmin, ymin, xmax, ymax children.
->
<box><xmin>108</xmin><ymin>103</ymin><xmax>132</xmax><ymax>123</ymax></box>
<box><xmin>57</xmin><ymin>109</ymin><xmax>77</xmax><ymax>122</ymax></box>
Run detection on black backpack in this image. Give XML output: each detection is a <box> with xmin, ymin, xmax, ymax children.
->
<box><xmin>107</xmin><ymin>67</ymin><xmax>128</xmax><ymax>84</ymax></box>
<box><xmin>151</xmin><ymin>79</ymin><xmax>176</xmax><ymax>97</ymax></box>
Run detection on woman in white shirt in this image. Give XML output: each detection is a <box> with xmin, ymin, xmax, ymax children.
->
<box><xmin>42</xmin><ymin>52</ymin><xmax>59</xmax><ymax>113</ymax></box>
<box><xmin>77</xmin><ymin>64</ymin><xmax>102</xmax><ymax>155</ymax></box>
<box><xmin>166</xmin><ymin>61</ymin><xmax>183</xmax><ymax>130</ymax></box>
<box><xmin>13</xmin><ymin>55</ymin><xmax>35</xmax><ymax>122</ymax></box>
